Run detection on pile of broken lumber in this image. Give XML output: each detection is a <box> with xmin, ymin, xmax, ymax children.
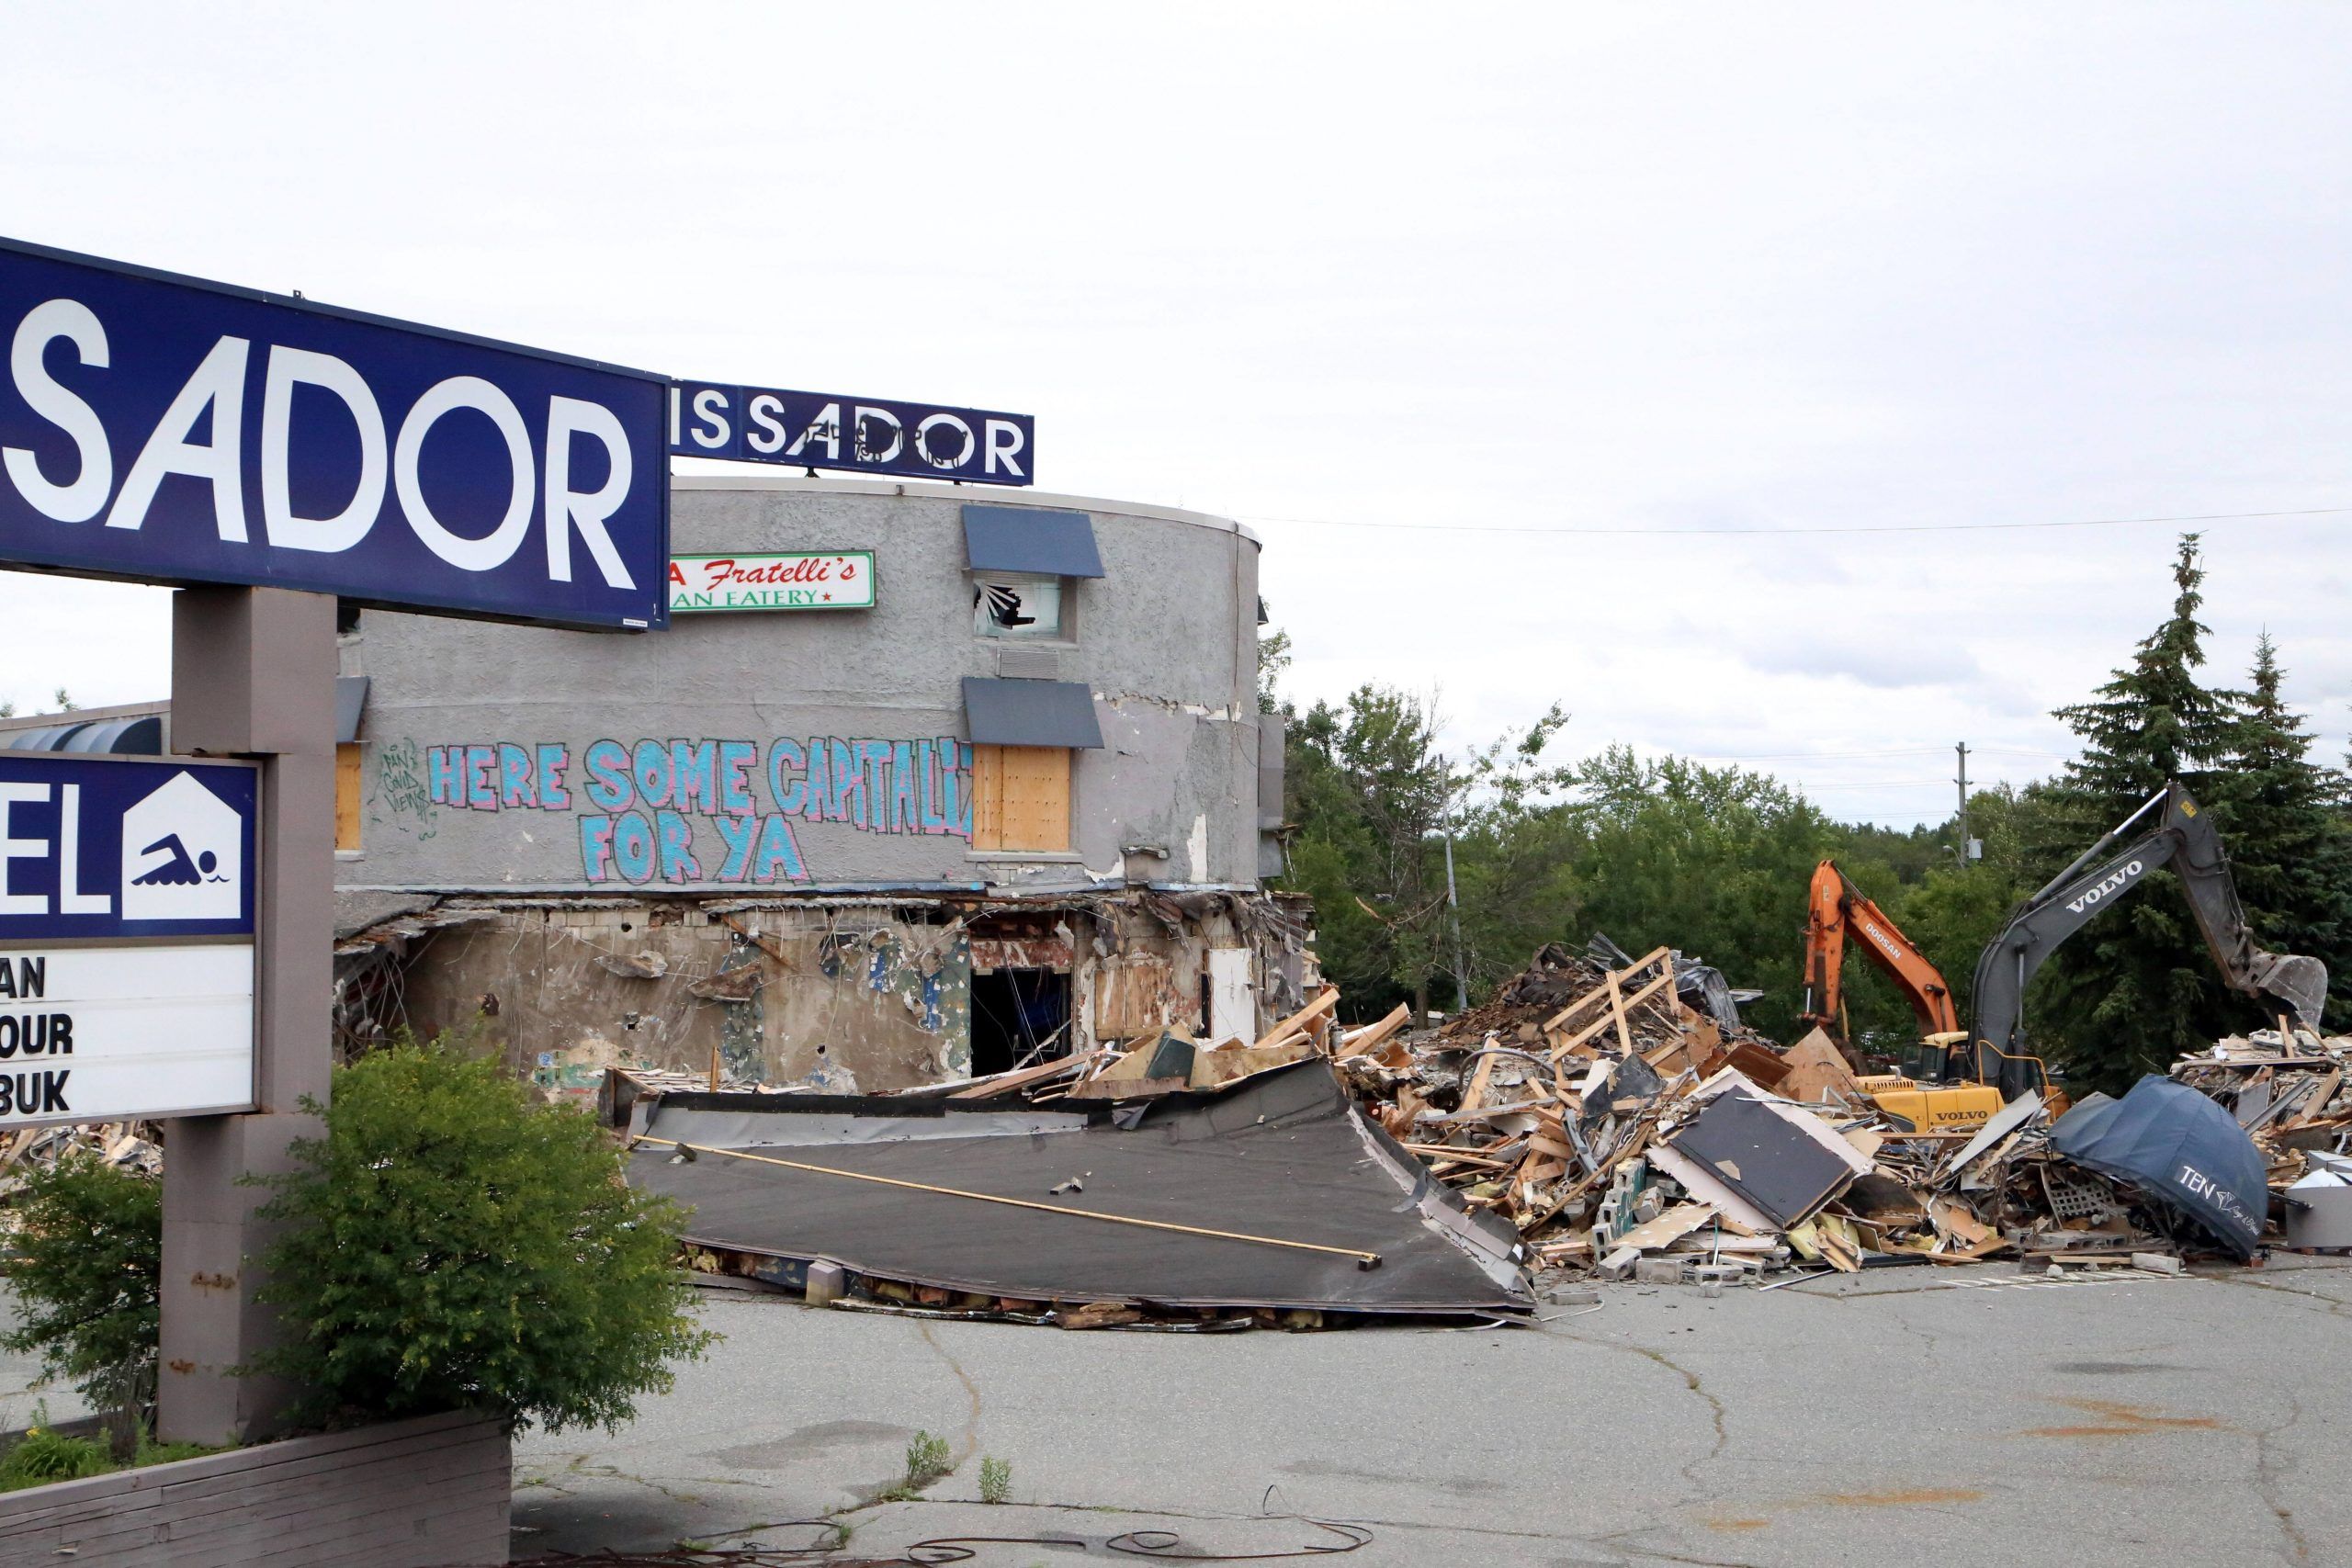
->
<box><xmin>1329</xmin><ymin>944</ymin><xmax>2197</xmax><ymax>1282</ymax></box>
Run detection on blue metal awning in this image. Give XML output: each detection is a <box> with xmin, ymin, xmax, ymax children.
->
<box><xmin>335</xmin><ymin>676</ymin><xmax>370</xmax><ymax>744</ymax></box>
<box><xmin>962</xmin><ymin>678</ymin><xmax>1103</xmax><ymax>749</ymax></box>
<box><xmin>962</xmin><ymin>505</ymin><xmax>1103</xmax><ymax>579</ymax></box>
<box><xmin>0</xmin><ymin>715</ymin><xmax>165</xmax><ymax>754</ymax></box>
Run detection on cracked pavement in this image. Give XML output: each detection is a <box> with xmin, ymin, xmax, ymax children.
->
<box><xmin>512</xmin><ymin>1255</ymin><xmax>2352</xmax><ymax>1566</ymax></box>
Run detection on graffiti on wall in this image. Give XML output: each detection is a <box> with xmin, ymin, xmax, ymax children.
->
<box><xmin>371</xmin><ymin>737</ymin><xmax>438</xmax><ymax>841</ymax></box>
<box><xmin>419</xmin><ymin>737</ymin><xmax>973</xmax><ymax>886</ymax></box>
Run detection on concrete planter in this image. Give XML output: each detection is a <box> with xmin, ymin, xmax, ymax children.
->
<box><xmin>0</xmin><ymin>1407</ymin><xmax>509</xmax><ymax>1566</ymax></box>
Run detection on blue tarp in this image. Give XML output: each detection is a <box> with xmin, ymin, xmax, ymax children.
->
<box><xmin>2051</xmin><ymin>1075</ymin><xmax>2268</xmax><ymax>1259</ymax></box>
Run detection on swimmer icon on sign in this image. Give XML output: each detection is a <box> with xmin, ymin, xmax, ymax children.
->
<box><xmin>120</xmin><ymin>773</ymin><xmax>243</xmax><ymax>922</ymax></box>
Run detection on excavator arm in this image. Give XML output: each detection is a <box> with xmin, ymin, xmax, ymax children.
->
<box><xmin>1968</xmin><ymin>783</ymin><xmax>2329</xmax><ymax>1096</ymax></box>
<box><xmin>1799</xmin><ymin>860</ymin><xmax>1962</xmax><ymax>1053</ymax></box>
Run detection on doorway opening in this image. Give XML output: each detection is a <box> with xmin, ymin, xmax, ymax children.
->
<box><xmin>968</xmin><ymin>967</ymin><xmax>1071</xmax><ymax>1077</ymax></box>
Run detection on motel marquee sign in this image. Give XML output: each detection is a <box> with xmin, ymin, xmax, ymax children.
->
<box><xmin>0</xmin><ymin>754</ymin><xmax>258</xmax><ymax>1128</ymax></box>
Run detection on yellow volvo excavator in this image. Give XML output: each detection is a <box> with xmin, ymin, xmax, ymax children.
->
<box><xmin>1799</xmin><ymin>859</ymin><xmax>2004</xmax><ymax>1129</ymax></box>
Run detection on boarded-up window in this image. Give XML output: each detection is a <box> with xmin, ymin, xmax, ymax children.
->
<box><xmin>1093</xmin><ymin>955</ymin><xmax>1175</xmax><ymax>1039</ymax></box>
<box><xmin>335</xmin><ymin>742</ymin><xmax>362</xmax><ymax>852</ymax></box>
<box><xmin>970</xmin><ymin>744</ymin><xmax>1070</xmax><ymax>852</ymax></box>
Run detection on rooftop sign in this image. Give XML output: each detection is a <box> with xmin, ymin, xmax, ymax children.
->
<box><xmin>669</xmin><ymin>551</ymin><xmax>876</xmax><ymax>614</ymax></box>
<box><xmin>0</xmin><ymin>236</ymin><xmax>671</xmax><ymax>629</ymax></box>
<box><xmin>671</xmin><ymin>380</ymin><xmax>1032</xmax><ymax>487</ymax></box>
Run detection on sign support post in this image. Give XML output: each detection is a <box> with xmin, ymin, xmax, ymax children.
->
<box><xmin>155</xmin><ymin>585</ymin><xmax>335</xmax><ymax>1445</ymax></box>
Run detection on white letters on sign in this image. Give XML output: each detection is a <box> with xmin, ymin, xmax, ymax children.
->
<box><xmin>4</xmin><ymin>299</ymin><xmax>640</xmax><ymax>589</ymax></box>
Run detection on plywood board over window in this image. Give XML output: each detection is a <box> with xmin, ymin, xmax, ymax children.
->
<box><xmin>335</xmin><ymin>742</ymin><xmax>363</xmax><ymax>852</ymax></box>
<box><xmin>1094</xmin><ymin>955</ymin><xmax>1176</xmax><ymax>1040</ymax></box>
<box><xmin>971</xmin><ymin>744</ymin><xmax>1070</xmax><ymax>852</ymax></box>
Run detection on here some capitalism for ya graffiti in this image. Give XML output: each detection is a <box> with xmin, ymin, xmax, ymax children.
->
<box><xmin>426</xmin><ymin>737</ymin><xmax>972</xmax><ymax>885</ymax></box>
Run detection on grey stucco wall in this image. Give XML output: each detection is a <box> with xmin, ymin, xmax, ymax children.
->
<box><xmin>338</xmin><ymin>478</ymin><xmax>1263</xmax><ymax>894</ymax></box>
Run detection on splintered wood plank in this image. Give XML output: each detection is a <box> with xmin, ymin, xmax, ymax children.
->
<box><xmin>1461</xmin><ymin>1048</ymin><xmax>1499</xmax><ymax>1114</ymax></box>
<box><xmin>1340</xmin><ymin>1004</ymin><xmax>1412</xmax><ymax>1057</ymax></box>
<box><xmin>1606</xmin><ymin>968</ymin><xmax>1636</xmax><ymax>1055</ymax></box>
<box><xmin>1611</xmin><ymin>1201</ymin><xmax>1718</xmax><ymax>1253</ymax></box>
<box><xmin>1253</xmin><ymin>987</ymin><xmax>1339</xmax><ymax>1049</ymax></box>
<box><xmin>1549</xmin><ymin>968</ymin><xmax>1679</xmax><ymax>1062</ymax></box>
<box><xmin>1543</xmin><ymin>946</ymin><xmax>1671</xmax><ymax>1032</ymax></box>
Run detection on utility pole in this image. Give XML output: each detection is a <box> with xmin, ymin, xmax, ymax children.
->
<box><xmin>1954</xmin><ymin>742</ymin><xmax>1971</xmax><ymax>869</ymax></box>
<box><xmin>1440</xmin><ymin>804</ymin><xmax>1471</xmax><ymax>1014</ymax></box>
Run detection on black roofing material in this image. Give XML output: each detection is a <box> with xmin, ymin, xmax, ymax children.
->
<box><xmin>627</xmin><ymin>1058</ymin><xmax>1531</xmax><ymax>1316</ymax></box>
<box><xmin>2052</xmin><ymin>1074</ymin><xmax>2268</xmax><ymax>1260</ymax></box>
<box><xmin>1668</xmin><ymin>1089</ymin><xmax>1856</xmax><ymax>1229</ymax></box>
<box><xmin>962</xmin><ymin>677</ymin><xmax>1104</xmax><ymax>750</ymax></box>
<box><xmin>963</xmin><ymin>504</ymin><xmax>1104</xmax><ymax>579</ymax></box>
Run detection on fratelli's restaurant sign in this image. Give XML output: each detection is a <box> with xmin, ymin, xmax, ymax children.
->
<box><xmin>668</xmin><ymin>551</ymin><xmax>875</xmax><ymax>614</ymax></box>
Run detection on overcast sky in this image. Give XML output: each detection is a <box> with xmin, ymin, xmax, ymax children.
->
<box><xmin>3</xmin><ymin>4</ymin><xmax>2347</xmax><ymax>827</ymax></box>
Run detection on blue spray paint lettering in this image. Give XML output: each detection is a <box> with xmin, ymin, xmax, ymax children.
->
<box><xmin>435</xmin><ymin>735</ymin><xmax>975</xmax><ymax>883</ymax></box>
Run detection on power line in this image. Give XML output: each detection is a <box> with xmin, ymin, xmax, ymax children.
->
<box><xmin>1674</xmin><ymin>745</ymin><xmax>2067</xmax><ymax>763</ymax></box>
<box><xmin>1246</xmin><ymin>503</ymin><xmax>2352</xmax><ymax>539</ymax></box>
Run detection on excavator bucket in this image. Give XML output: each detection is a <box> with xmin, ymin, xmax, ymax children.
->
<box><xmin>2254</xmin><ymin>953</ymin><xmax>2329</xmax><ymax>1032</ymax></box>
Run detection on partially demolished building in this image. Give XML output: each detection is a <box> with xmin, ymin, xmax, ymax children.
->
<box><xmin>328</xmin><ymin>477</ymin><xmax>1305</xmax><ymax>1094</ymax></box>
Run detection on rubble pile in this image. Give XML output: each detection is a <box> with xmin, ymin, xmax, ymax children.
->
<box><xmin>0</xmin><ymin>1122</ymin><xmax>163</xmax><ymax>1240</ymax></box>
<box><xmin>1320</xmin><ymin>943</ymin><xmax>2265</xmax><ymax>1283</ymax></box>
<box><xmin>2172</xmin><ymin>1029</ymin><xmax>2352</xmax><ymax>1251</ymax></box>
<box><xmin>637</xmin><ymin>945</ymin><xmax>2352</xmax><ymax>1317</ymax></box>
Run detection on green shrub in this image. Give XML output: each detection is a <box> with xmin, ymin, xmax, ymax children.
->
<box><xmin>978</xmin><ymin>1454</ymin><xmax>1012</xmax><ymax>1505</ymax></box>
<box><xmin>0</xmin><ymin>1427</ymin><xmax>110</xmax><ymax>1489</ymax></box>
<box><xmin>252</xmin><ymin>1038</ymin><xmax>713</xmax><ymax>1434</ymax></box>
<box><xmin>0</xmin><ymin>1155</ymin><xmax>160</xmax><ymax>1415</ymax></box>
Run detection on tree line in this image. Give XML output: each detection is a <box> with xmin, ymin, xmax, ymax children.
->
<box><xmin>1268</xmin><ymin>535</ymin><xmax>2352</xmax><ymax>1094</ymax></box>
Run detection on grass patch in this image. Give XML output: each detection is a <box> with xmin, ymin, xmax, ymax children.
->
<box><xmin>0</xmin><ymin>1424</ymin><xmax>224</xmax><ymax>1494</ymax></box>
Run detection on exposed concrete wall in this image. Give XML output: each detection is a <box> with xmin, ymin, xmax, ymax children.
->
<box><xmin>344</xmin><ymin>889</ymin><xmax>1318</xmax><ymax>1093</ymax></box>
<box><xmin>337</xmin><ymin>479</ymin><xmax>1263</xmax><ymax>897</ymax></box>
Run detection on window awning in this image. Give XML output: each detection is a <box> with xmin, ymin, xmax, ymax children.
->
<box><xmin>963</xmin><ymin>504</ymin><xmax>1104</xmax><ymax>579</ymax></box>
<box><xmin>962</xmin><ymin>678</ymin><xmax>1103</xmax><ymax>750</ymax></box>
<box><xmin>335</xmin><ymin>676</ymin><xmax>371</xmax><ymax>744</ymax></box>
<box><xmin>0</xmin><ymin>715</ymin><xmax>164</xmax><ymax>755</ymax></box>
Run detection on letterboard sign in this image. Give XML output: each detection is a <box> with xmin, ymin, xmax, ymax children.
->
<box><xmin>0</xmin><ymin>753</ymin><xmax>258</xmax><ymax>1126</ymax></box>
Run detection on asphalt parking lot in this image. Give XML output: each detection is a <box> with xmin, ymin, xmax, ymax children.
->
<box><xmin>511</xmin><ymin>1253</ymin><xmax>2352</xmax><ymax>1567</ymax></box>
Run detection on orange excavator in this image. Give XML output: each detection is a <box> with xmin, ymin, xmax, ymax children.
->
<box><xmin>1798</xmin><ymin>859</ymin><xmax>2003</xmax><ymax>1129</ymax></box>
<box><xmin>1799</xmin><ymin>859</ymin><xmax>1960</xmax><ymax>1052</ymax></box>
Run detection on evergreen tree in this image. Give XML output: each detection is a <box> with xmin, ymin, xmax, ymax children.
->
<box><xmin>2220</xmin><ymin>632</ymin><xmax>2352</xmax><ymax>1021</ymax></box>
<box><xmin>2031</xmin><ymin>536</ymin><xmax>2263</xmax><ymax>1089</ymax></box>
<box><xmin>2047</xmin><ymin>534</ymin><xmax>2240</xmax><ymax>799</ymax></box>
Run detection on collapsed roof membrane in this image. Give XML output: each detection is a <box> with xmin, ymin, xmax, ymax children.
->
<box><xmin>2052</xmin><ymin>1075</ymin><xmax>2268</xmax><ymax>1260</ymax></box>
<box><xmin>626</xmin><ymin>1058</ymin><xmax>1532</xmax><ymax>1316</ymax></box>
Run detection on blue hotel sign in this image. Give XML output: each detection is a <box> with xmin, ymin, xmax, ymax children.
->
<box><xmin>0</xmin><ymin>236</ymin><xmax>670</xmax><ymax>629</ymax></box>
<box><xmin>0</xmin><ymin>754</ymin><xmax>256</xmax><ymax>942</ymax></box>
<box><xmin>671</xmin><ymin>380</ymin><xmax>1033</xmax><ymax>487</ymax></box>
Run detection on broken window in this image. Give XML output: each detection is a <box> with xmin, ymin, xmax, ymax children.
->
<box><xmin>968</xmin><ymin>967</ymin><xmax>1072</xmax><ymax>1077</ymax></box>
<box><xmin>972</xmin><ymin>572</ymin><xmax>1068</xmax><ymax>639</ymax></box>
